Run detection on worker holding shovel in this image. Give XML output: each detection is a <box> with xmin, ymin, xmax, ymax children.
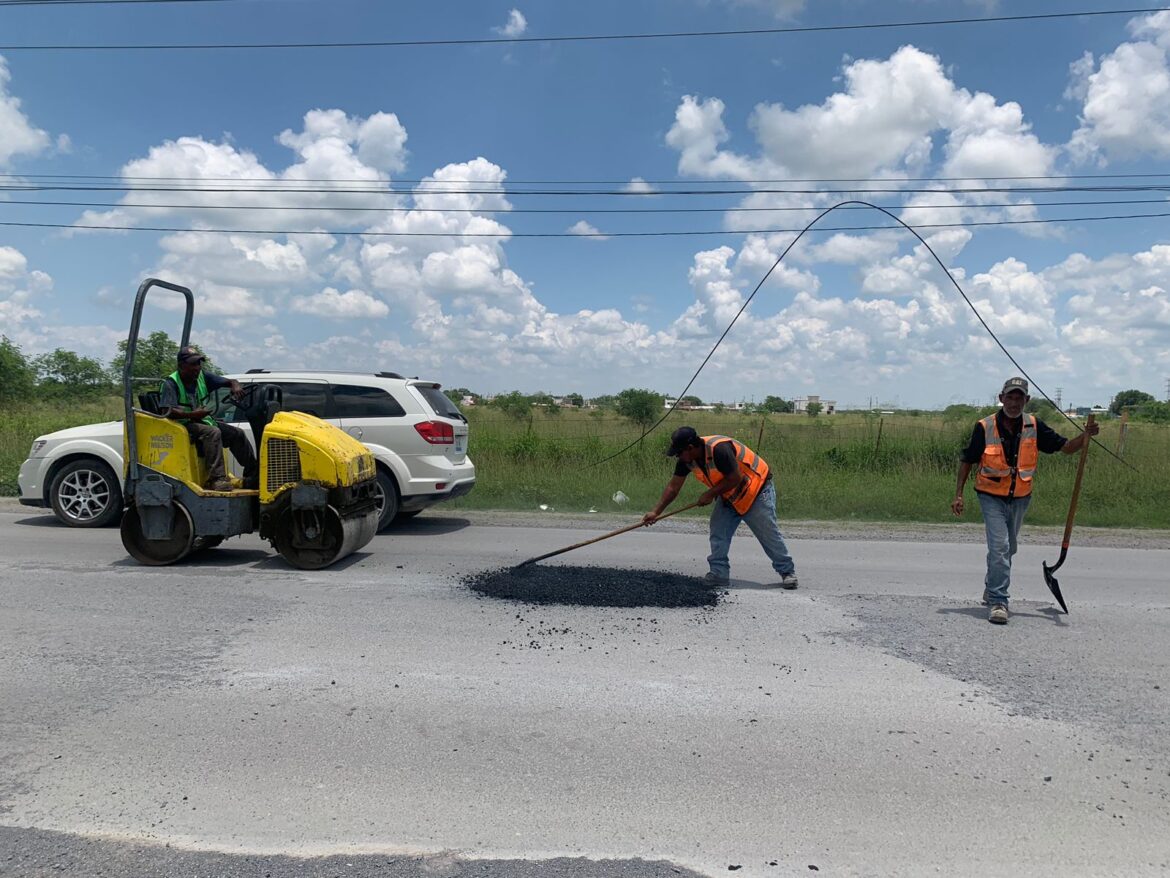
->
<box><xmin>643</xmin><ymin>427</ymin><xmax>798</xmax><ymax>589</ymax></box>
<box><xmin>951</xmin><ymin>377</ymin><xmax>1099</xmax><ymax>625</ymax></box>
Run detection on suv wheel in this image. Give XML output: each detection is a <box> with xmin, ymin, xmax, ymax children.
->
<box><xmin>50</xmin><ymin>459</ymin><xmax>123</xmax><ymax>528</ymax></box>
<box><xmin>372</xmin><ymin>469</ymin><xmax>400</xmax><ymax>532</ymax></box>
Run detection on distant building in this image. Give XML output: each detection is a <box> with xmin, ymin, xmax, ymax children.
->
<box><xmin>792</xmin><ymin>394</ymin><xmax>836</xmax><ymax>414</ymax></box>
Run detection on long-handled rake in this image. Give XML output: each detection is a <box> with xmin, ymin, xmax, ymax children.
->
<box><xmin>514</xmin><ymin>501</ymin><xmax>702</xmax><ymax>569</ymax></box>
<box><xmin>1042</xmin><ymin>413</ymin><xmax>1095</xmax><ymax>614</ymax></box>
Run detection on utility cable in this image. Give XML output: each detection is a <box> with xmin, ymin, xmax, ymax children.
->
<box><xmin>3</xmin><ymin>196</ymin><xmax>1167</xmax><ymax>215</ymax></box>
<box><xmin>8</xmin><ymin>182</ymin><xmax>1170</xmax><ymax>196</ymax></box>
<box><xmin>2</xmin><ymin>209</ymin><xmax>1168</xmax><ymax>237</ymax></box>
<box><xmin>589</xmin><ymin>200</ymin><xmax>1135</xmax><ymax>469</ymax></box>
<box><xmin>1</xmin><ymin>7</ymin><xmax>1166</xmax><ymax>50</ymax></box>
<box><xmin>6</xmin><ymin>170</ymin><xmax>1170</xmax><ymax>184</ymax></box>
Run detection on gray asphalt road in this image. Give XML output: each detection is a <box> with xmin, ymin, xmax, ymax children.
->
<box><xmin>1</xmin><ymin>504</ymin><xmax>1168</xmax><ymax>878</ymax></box>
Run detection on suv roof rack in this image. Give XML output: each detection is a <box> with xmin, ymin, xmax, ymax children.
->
<box><xmin>376</xmin><ymin>371</ymin><xmax>404</xmax><ymax>379</ymax></box>
<box><xmin>245</xmin><ymin>368</ymin><xmax>268</xmax><ymax>374</ymax></box>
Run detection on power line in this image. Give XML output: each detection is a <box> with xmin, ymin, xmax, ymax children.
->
<box><xmin>1</xmin><ymin>6</ymin><xmax>1166</xmax><ymax>51</ymax></box>
<box><xmin>3</xmin><ymin>196</ymin><xmax>1168</xmax><ymax>215</ymax></box>
<box><xmin>2</xmin><ymin>209</ymin><xmax>1168</xmax><ymax>238</ymax></box>
<box><xmin>6</xmin><ymin>170</ymin><xmax>1170</xmax><ymax>184</ymax></box>
<box><xmin>6</xmin><ymin>183</ymin><xmax>1170</xmax><ymax>196</ymax></box>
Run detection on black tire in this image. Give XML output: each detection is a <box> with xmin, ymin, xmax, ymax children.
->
<box><xmin>372</xmin><ymin>468</ymin><xmax>400</xmax><ymax>532</ymax></box>
<box><xmin>395</xmin><ymin>509</ymin><xmax>421</xmax><ymax>521</ymax></box>
<box><xmin>49</xmin><ymin>458</ymin><xmax>123</xmax><ymax>528</ymax></box>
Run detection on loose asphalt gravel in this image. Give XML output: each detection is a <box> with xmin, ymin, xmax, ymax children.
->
<box><xmin>463</xmin><ymin>564</ymin><xmax>723</xmax><ymax>608</ymax></box>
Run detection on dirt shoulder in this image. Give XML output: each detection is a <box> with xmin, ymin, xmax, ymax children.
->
<box><xmin>4</xmin><ymin>498</ymin><xmax>1167</xmax><ymax>550</ymax></box>
<box><xmin>438</xmin><ymin>508</ymin><xmax>1170</xmax><ymax>550</ymax></box>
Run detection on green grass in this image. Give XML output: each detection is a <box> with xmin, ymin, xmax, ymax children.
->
<box><xmin>0</xmin><ymin>398</ymin><xmax>123</xmax><ymax>495</ymax></box>
<box><xmin>3</xmin><ymin>401</ymin><xmax>1167</xmax><ymax>529</ymax></box>
<box><xmin>447</xmin><ymin>408</ymin><xmax>1170</xmax><ymax>529</ymax></box>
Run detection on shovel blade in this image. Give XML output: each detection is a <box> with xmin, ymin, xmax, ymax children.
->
<box><xmin>1042</xmin><ymin>562</ymin><xmax>1069</xmax><ymax>614</ymax></box>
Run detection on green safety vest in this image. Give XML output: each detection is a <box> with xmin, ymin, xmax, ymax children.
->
<box><xmin>164</xmin><ymin>371</ymin><xmax>217</xmax><ymax>426</ymax></box>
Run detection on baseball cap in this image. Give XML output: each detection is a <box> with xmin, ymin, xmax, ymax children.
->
<box><xmin>177</xmin><ymin>345</ymin><xmax>206</xmax><ymax>365</ymax></box>
<box><xmin>666</xmin><ymin>426</ymin><xmax>699</xmax><ymax>456</ymax></box>
<box><xmin>1001</xmin><ymin>376</ymin><xmax>1029</xmax><ymax>395</ymax></box>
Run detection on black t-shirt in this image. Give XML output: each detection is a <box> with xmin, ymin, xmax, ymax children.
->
<box><xmin>674</xmin><ymin>439</ymin><xmax>738</xmax><ymax>479</ymax></box>
<box><xmin>960</xmin><ymin>411</ymin><xmax>1068</xmax><ymax>466</ymax></box>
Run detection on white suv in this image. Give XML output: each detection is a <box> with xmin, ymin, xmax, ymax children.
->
<box><xmin>17</xmin><ymin>370</ymin><xmax>474</xmax><ymax>531</ymax></box>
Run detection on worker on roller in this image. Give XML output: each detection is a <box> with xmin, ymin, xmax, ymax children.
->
<box><xmin>159</xmin><ymin>346</ymin><xmax>258</xmax><ymax>492</ymax></box>
<box><xmin>952</xmin><ymin>376</ymin><xmax>1099</xmax><ymax>625</ymax></box>
<box><xmin>643</xmin><ymin>426</ymin><xmax>798</xmax><ymax>589</ymax></box>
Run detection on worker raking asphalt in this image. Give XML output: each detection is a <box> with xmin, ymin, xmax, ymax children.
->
<box><xmin>463</xmin><ymin>564</ymin><xmax>723</xmax><ymax>608</ymax></box>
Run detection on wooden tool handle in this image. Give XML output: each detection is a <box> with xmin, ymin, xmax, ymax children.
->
<box><xmin>516</xmin><ymin>501</ymin><xmax>703</xmax><ymax>567</ymax></box>
<box><xmin>1060</xmin><ymin>413</ymin><xmax>1095</xmax><ymax>550</ymax></box>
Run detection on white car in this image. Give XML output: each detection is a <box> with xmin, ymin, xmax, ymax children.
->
<box><xmin>17</xmin><ymin>370</ymin><xmax>475</xmax><ymax>532</ymax></box>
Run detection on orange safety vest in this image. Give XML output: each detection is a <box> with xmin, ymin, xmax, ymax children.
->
<box><xmin>975</xmin><ymin>413</ymin><xmax>1038</xmax><ymax>498</ymax></box>
<box><xmin>688</xmin><ymin>435</ymin><xmax>771</xmax><ymax>515</ymax></box>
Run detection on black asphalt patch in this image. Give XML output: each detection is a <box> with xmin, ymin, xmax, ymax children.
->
<box><xmin>464</xmin><ymin>565</ymin><xmax>722</xmax><ymax>608</ymax></box>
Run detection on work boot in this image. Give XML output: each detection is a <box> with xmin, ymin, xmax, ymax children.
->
<box><xmin>206</xmin><ymin>478</ymin><xmax>233</xmax><ymax>492</ymax></box>
<box><xmin>703</xmin><ymin>572</ymin><xmax>730</xmax><ymax>587</ymax></box>
<box><xmin>779</xmin><ymin>573</ymin><xmax>799</xmax><ymax>590</ymax></box>
<box><xmin>988</xmin><ymin>604</ymin><xmax>1009</xmax><ymax>625</ymax></box>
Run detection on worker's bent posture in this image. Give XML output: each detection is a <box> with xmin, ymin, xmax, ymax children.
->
<box><xmin>644</xmin><ymin>426</ymin><xmax>798</xmax><ymax>589</ymax></box>
<box><xmin>952</xmin><ymin>376</ymin><xmax>1099</xmax><ymax>625</ymax></box>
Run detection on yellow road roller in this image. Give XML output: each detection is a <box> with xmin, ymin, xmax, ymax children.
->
<box><xmin>120</xmin><ymin>278</ymin><xmax>379</xmax><ymax>568</ymax></box>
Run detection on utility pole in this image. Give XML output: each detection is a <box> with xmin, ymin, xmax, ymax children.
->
<box><xmin>1055</xmin><ymin>387</ymin><xmax>1063</xmax><ymax>412</ymax></box>
<box><xmin>1165</xmin><ymin>377</ymin><xmax>1170</xmax><ymax>401</ymax></box>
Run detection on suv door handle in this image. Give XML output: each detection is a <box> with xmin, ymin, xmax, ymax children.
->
<box><xmin>347</xmin><ymin>427</ymin><xmax>363</xmax><ymax>440</ymax></box>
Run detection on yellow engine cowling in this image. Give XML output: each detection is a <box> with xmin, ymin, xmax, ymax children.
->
<box><xmin>125</xmin><ymin>411</ymin><xmax>211</xmax><ymax>489</ymax></box>
<box><xmin>259</xmin><ymin>410</ymin><xmax>376</xmax><ymax>503</ymax></box>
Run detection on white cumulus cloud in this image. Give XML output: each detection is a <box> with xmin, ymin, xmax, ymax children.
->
<box><xmin>0</xmin><ymin>56</ymin><xmax>51</xmax><ymax>167</ymax></box>
<box><xmin>495</xmin><ymin>9</ymin><xmax>528</xmax><ymax>37</ymax></box>
<box><xmin>292</xmin><ymin>287</ymin><xmax>389</xmax><ymax>319</ymax></box>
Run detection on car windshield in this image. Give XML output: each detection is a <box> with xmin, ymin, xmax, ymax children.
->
<box><xmin>415</xmin><ymin>385</ymin><xmax>465</xmax><ymax>421</ymax></box>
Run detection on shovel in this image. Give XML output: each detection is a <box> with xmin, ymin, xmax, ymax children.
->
<box><xmin>515</xmin><ymin>501</ymin><xmax>702</xmax><ymax>569</ymax></box>
<box><xmin>1042</xmin><ymin>413</ymin><xmax>1095</xmax><ymax>613</ymax></box>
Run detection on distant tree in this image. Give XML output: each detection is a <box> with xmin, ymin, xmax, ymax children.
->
<box><xmin>110</xmin><ymin>331</ymin><xmax>221</xmax><ymax>383</ymax></box>
<box><xmin>712</xmin><ymin>402</ymin><xmax>726</xmax><ymax>414</ymax></box>
<box><xmin>762</xmin><ymin>395</ymin><xmax>793</xmax><ymax>414</ymax></box>
<box><xmin>531</xmin><ymin>392</ymin><xmax>561</xmax><ymax>416</ymax></box>
<box><xmin>0</xmin><ymin>336</ymin><xmax>36</xmax><ymax>405</ymax></box>
<box><xmin>444</xmin><ymin>387</ymin><xmax>475</xmax><ymax>405</ymax></box>
<box><xmin>1134</xmin><ymin>400</ymin><xmax>1170</xmax><ymax>423</ymax></box>
<box><xmin>806</xmin><ymin>401</ymin><xmax>823</xmax><ymax>418</ymax></box>
<box><xmin>564</xmin><ymin>392</ymin><xmax>584</xmax><ymax>407</ymax></box>
<box><xmin>1110</xmin><ymin>389</ymin><xmax>1156</xmax><ymax>415</ymax></box>
<box><xmin>491</xmin><ymin>390</ymin><xmax>533</xmax><ymax>422</ymax></box>
<box><xmin>591</xmin><ymin>394</ymin><xmax>617</xmax><ymax>410</ymax></box>
<box><xmin>943</xmin><ymin>403</ymin><xmax>981</xmax><ymax>421</ymax></box>
<box><xmin>615</xmin><ymin>388</ymin><xmax>664</xmax><ymax>430</ymax></box>
<box><xmin>1024</xmin><ymin>398</ymin><xmax>1059</xmax><ymax>420</ymax></box>
<box><xmin>679</xmin><ymin>394</ymin><xmax>703</xmax><ymax>407</ymax></box>
<box><xmin>33</xmin><ymin>348</ymin><xmax>112</xmax><ymax>397</ymax></box>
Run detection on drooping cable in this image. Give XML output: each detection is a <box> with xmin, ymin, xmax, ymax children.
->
<box><xmin>590</xmin><ymin>200</ymin><xmax>1134</xmax><ymax>468</ymax></box>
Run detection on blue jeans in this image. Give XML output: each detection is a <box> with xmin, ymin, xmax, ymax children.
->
<box><xmin>977</xmin><ymin>492</ymin><xmax>1032</xmax><ymax>605</ymax></box>
<box><xmin>707</xmin><ymin>481</ymin><xmax>796</xmax><ymax>580</ymax></box>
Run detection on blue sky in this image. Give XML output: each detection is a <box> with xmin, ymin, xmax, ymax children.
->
<box><xmin>2</xmin><ymin>0</ymin><xmax>1170</xmax><ymax>409</ymax></box>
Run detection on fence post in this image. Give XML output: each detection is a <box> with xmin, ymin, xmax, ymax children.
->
<box><xmin>1117</xmin><ymin>409</ymin><xmax>1129</xmax><ymax>458</ymax></box>
<box><xmin>757</xmin><ymin>412</ymin><xmax>766</xmax><ymax>449</ymax></box>
<box><xmin>874</xmin><ymin>417</ymin><xmax>884</xmax><ymax>455</ymax></box>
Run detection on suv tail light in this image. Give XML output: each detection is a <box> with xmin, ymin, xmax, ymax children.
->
<box><xmin>414</xmin><ymin>420</ymin><xmax>454</xmax><ymax>444</ymax></box>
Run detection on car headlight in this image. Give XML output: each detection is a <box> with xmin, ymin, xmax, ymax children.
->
<box><xmin>29</xmin><ymin>439</ymin><xmax>48</xmax><ymax>457</ymax></box>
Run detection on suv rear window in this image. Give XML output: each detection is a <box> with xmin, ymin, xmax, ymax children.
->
<box><xmin>332</xmin><ymin>383</ymin><xmax>407</xmax><ymax>418</ymax></box>
<box><xmin>415</xmin><ymin>385</ymin><xmax>465</xmax><ymax>420</ymax></box>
